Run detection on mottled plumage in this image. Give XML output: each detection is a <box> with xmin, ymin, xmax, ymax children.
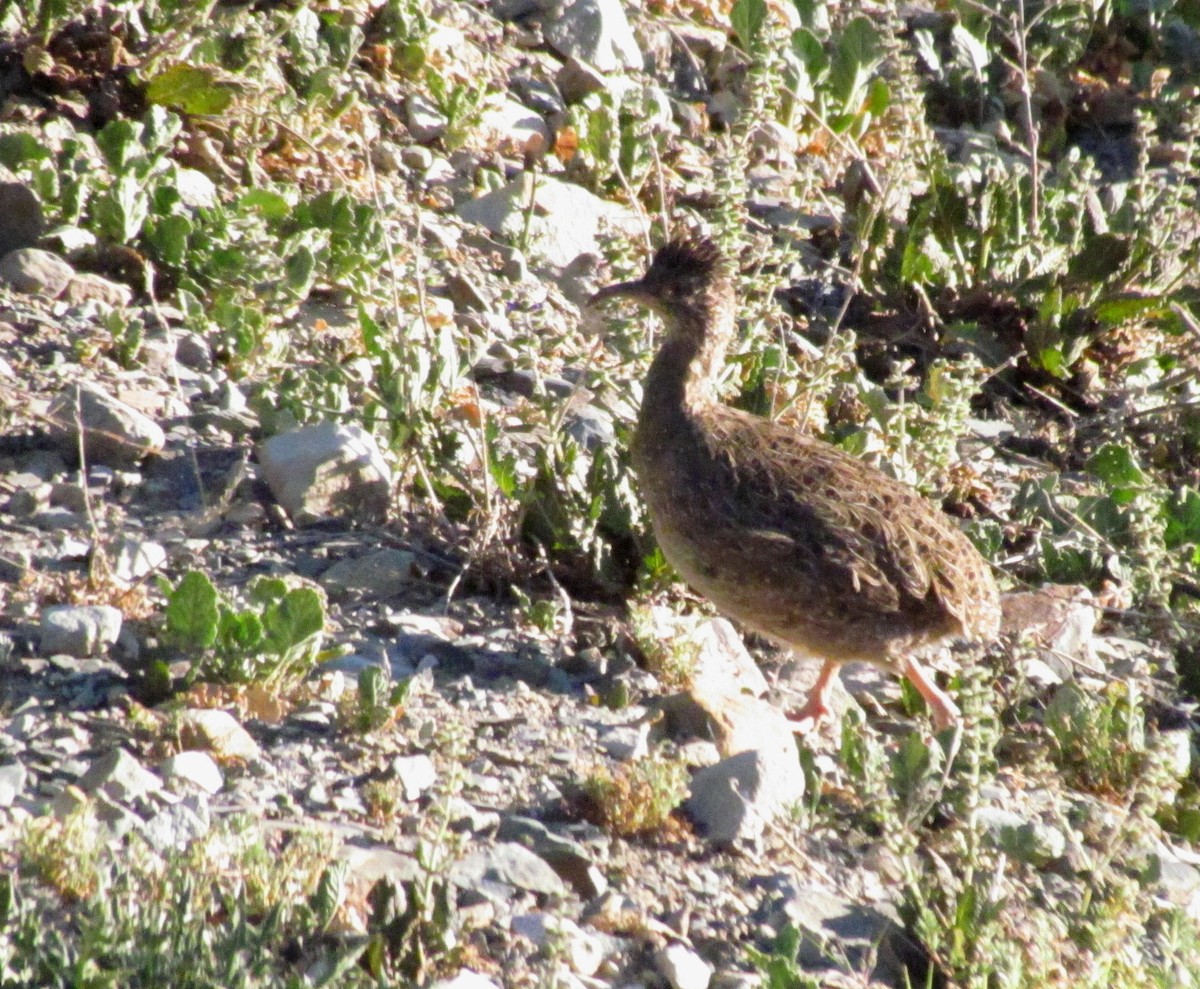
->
<box><xmin>590</xmin><ymin>234</ymin><xmax>1000</xmax><ymax>728</ymax></box>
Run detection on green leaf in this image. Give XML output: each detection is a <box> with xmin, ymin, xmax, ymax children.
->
<box><xmin>828</xmin><ymin>16</ymin><xmax>882</xmax><ymax>108</ymax></box>
<box><xmin>890</xmin><ymin>731</ymin><xmax>934</xmax><ymax>805</ymax></box>
<box><xmin>218</xmin><ymin>609</ymin><xmax>265</xmax><ymax>655</ymax></box>
<box><xmin>730</xmin><ymin>0</ymin><xmax>768</xmax><ymax>49</ymax></box>
<box><xmin>149</xmin><ymin>213</ymin><xmax>192</xmax><ymax>266</ymax></box>
<box><xmin>166</xmin><ymin>571</ymin><xmax>220</xmax><ymax>650</ymax></box>
<box><xmin>144</xmin><ymin>64</ymin><xmax>234</xmax><ymax>115</ymax></box>
<box><xmin>1086</xmin><ymin>443</ymin><xmax>1145</xmax><ymax>491</ymax></box>
<box><xmin>1067</xmin><ymin>233</ymin><xmax>1130</xmax><ymax>284</ymax></box>
<box><xmin>263</xmin><ymin>588</ymin><xmax>325</xmax><ymax>654</ymax></box>
<box><xmin>1165</xmin><ymin>488</ymin><xmax>1200</xmax><ymax>549</ymax></box>
<box><xmin>863</xmin><ymin>76</ymin><xmax>890</xmax><ymax>116</ymax></box>
<box><xmin>250</xmin><ymin>577</ymin><xmax>289</xmax><ymax>607</ymax></box>
<box><xmin>790</xmin><ymin>0</ymin><xmax>829</xmax><ymax>33</ymax></box>
<box><xmin>239</xmin><ymin>189</ymin><xmax>292</xmax><ymax>221</ymax></box>
<box><xmin>1037</xmin><ymin>346</ymin><xmax>1069</xmax><ymax>379</ymax></box>
<box><xmin>950</xmin><ymin>23</ymin><xmax>990</xmax><ymax>76</ymax></box>
<box><xmin>96</xmin><ymin>118</ymin><xmax>141</xmax><ymax>172</ymax></box>
<box><xmin>1091</xmin><ymin>293</ymin><xmax>1169</xmax><ymax>326</ymax></box>
<box><xmin>0</xmin><ymin>132</ymin><xmax>52</xmax><ymax>169</ymax></box>
<box><xmin>790</xmin><ymin>27</ymin><xmax>828</xmax><ymax>75</ymax></box>
<box><xmin>285</xmin><ymin>245</ymin><xmax>316</xmax><ymax>295</ymax></box>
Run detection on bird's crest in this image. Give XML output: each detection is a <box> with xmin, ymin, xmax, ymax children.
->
<box><xmin>645</xmin><ymin>234</ymin><xmax>725</xmax><ymax>287</ymax></box>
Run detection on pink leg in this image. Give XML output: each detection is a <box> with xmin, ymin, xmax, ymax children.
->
<box><xmin>786</xmin><ymin>659</ymin><xmax>839</xmax><ymax>733</ymax></box>
<box><xmin>902</xmin><ymin>657</ymin><xmax>961</xmax><ymax>730</ymax></box>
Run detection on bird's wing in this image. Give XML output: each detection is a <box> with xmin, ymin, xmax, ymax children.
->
<box><xmin>705</xmin><ymin>409</ymin><xmax>965</xmax><ymax>621</ymax></box>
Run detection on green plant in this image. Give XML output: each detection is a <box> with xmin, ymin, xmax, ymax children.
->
<box><xmin>158</xmin><ymin>570</ymin><xmax>329</xmax><ymax>687</ymax></box>
<box><xmin>745</xmin><ymin>925</ymin><xmax>821</xmax><ymax>989</ymax></box>
<box><xmin>581</xmin><ymin>754</ymin><xmax>690</xmax><ymax>836</ymax></box>
<box><xmin>342</xmin><ymin>664</ymin><xmax>412</xmax><ymax>733</ymax></box>
<box><xmin>1044</xmin><ymin>680</ymin><xmax>1147</xmax><ymax>798</ymax></box>
<box><xmin>6</xmin><ymin>812</ymin><xmax>356</xmax><ymax>989</ymax></box>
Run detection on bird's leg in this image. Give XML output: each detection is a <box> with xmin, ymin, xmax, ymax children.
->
<box><xmin>901</xmin><ymin>657</ymin><xmax>961</xmax><ymax>730</ymax></box>
<box><xmin>786</xmin><ymin>659</ymin><xmax>839</xmax><ymax>733</ymax></box>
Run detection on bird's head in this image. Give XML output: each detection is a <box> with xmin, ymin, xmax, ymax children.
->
<box><xmin>588</xmin><ymin>234</ymin><xmax>731</xmax><ymax>324</ymax></box>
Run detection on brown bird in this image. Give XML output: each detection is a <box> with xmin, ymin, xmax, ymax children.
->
<box><xmin>589</xmin><ymin>234</ymin><xmax>1000</xmax><ymax>730</ymax></box>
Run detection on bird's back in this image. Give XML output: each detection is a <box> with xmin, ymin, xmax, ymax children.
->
<box><xmin>633</xmin><ymin>400</ymin><xmax>1001</xmax><ymax>666</ymax></box>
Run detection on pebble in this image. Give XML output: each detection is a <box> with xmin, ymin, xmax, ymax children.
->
<box><xmin>392</xmin><ymin>753</ymin><xmax>437</xmax><ymax>801</ymax></box>
<box><xmin>0</xmin><ymin>247</ymin><xmax>74</xmax><ymax>296</ymax></box>
<box><xmin>257</xmin><ymin>421</ymin><xmax>392</xmax><ymax>524</ymax></box>
<box><xmin>656</xmin><ymin>942</ymin><xmax>714</xmax><ymax>989</ymax></box>
<box><xmin>39</xmin><ymin>605</ymin><xmax>124</xmax><ymax>657</ymax></box>
<box><xmin>46</xmin><ymin>381</ymin><xmax>165</xmax><ymax>466</ymax></box>
<box><xmin>78</xmin><ymin>747</ymin><xmax>163</xmax><ymax>804</ymax></box>
<box><xmin>177</xmin><ymin>708</ymin><xmax>262</xmax><ymax>761</ymax></box>
<box><xmin>160</xmin><ymin>751</ymin><xmax>224</xmax><ymax>795</ymax></box>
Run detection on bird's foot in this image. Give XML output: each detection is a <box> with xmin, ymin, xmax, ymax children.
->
<box><xmin>784</xmin><ymin>696</ymin><xmax>832</xmax><ymax>735</ymax></box>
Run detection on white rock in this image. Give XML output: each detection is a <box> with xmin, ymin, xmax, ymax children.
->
<box><xmin>457</xmin><ymin>173</ymin><xmax>640</xmax><ymax>267</ymax></box>
<box><xmin>320</xmin><ymin>548</ymin><xmax>418</xmax><ymax>597</ymax></box>
<box><xmin>686</xmin><ymin>746</ymin><xmax>805</xmax><ymax>846</ymax></box>
<box><xmin>476</xmin><ymin>97</ymin><xmax>551</xmax><ymax>156</ymax></box>
<box><xmin>512</xmin><ymin>913</ymin><xmax>606</xmax><ymax>976</ymax></box>
<box><xmin>257</xmin><ymin>421</ymin><xmax>392</xmax><ymax>524</ymax></box>
<box><xmin>656</xmin><ymin>942</ymin><xmax>713</xmax><ymax>989</ymax></box>
<box><xmin>177</xmin><ymin>708</ymin><xmax>261</xmax><ymax>761</ymax></box>
<box><xmin>392</xmin><ymin>753</ymin><xmax>437</xmax><ymax>801</ymax></box>
<box><xmin>79</xmin><ymin>747</ymin><xmax>163</xmax><ymax>803</ymax></box>
<box><xmin>0</xmin><ymin>247</ymin><xmax>74</xmax><ymax>296</ymax></box>
<box><xmin>160</xmin><ymin>751</ymin><xmax>224</xmax><ymax>794</ymax></box>
<box><xmin>543</xmin><ymin>0</ymin><xmax>642</xmax><ymax>73</ymax></box>
<box><xmin>429</xmin><ymin>971</ymin><xmax>500</xmax><ymax>989</ymax></box>
<box><xmin>46</xmin><ymin>381</ymin><xmax>165</xmax><ymax>466</ymax></box>
<box><xmin>40</xmin><ymin>605</ymin><xmax>123</xmax><ymax>657</ymax></box>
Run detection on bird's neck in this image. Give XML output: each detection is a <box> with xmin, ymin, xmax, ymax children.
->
<box><xmin>640</xmin><ymin>300</ymin><xmax>734</xmax><ymax>420</ymax></box>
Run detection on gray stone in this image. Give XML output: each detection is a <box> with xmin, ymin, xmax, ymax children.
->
<box><xmin>114</xmin><ymin>537</ymin><xmax>167</xmax><ymax>582</ymax></box>
<box><xmin>46</xmin><ymin>381</ymin><xmax>165</xmax><ymax>466</ymax></box>
<box><xmin>976</xmin><ymin>807</ymin><xmax>1066</xmax><ymax>867</ymax></box>
<box><xmin>543</xmin><ymin>0</ymin><xmax>642</xmax><ymax>73</ymax></box>
<box><xmin>0</xmin><ymin>761</ymin><xmax>27</xmax><ymax>806</ymax></box>
<box><xmin>62</xmin><ymin>273</ymin><xmax>133</xmax><ymax>308</ymax></box>
<box><xmin>320</xmin><ymin>548</ymin><xmax>418</xmax><ymax>598</ymax></box>
<box><xmin>655</xmin><ymin>942</ymin><xmax>713</xmax><ymax>989</ymax></box>
<box><xmin>557</xmin><ymin>55</ymin><xmax>607</xmax><ymax>104</ymax></box>
<box><xmin>258</xmin><ymin>421</ymin><xmax>392</xmax><ymax>524</ymax></box>
<box><xmin>496</xmin><ymin>815</ymin><xmax>607</xmax><ymax>899</ymax></box>
<box><xmin>457</xmin><ymin>173</ymin><xmax>640</xmax><ymax>267</ymax></box>
<box><xmin>160</xmin><ymin>751</ymin><xmax>224</xmax><ymax>795</ymax></box>
<box><xmin>598</xmin><ymin>721</ymin><xmax>650</xmax><ymax>761</ymax></box>
<box><xmin>686</xmin><ymin>746</ymin><xmax>804</xmax><ymax>846</ymax></box>
<box><xmin>174</xmin><ymin>331</ymin><xmax>214</xmax><ymax>370</ymax></box>
<box><xmin>0</xmin><ymin>180</ymin><xmax>46</xmax><ymax>255</ymax></box>
<box><xmin>758</xmin><ymin>878</ymin><xmax>933</xmax><ymax>986</ymax></box>
<box><xmin>392</xmin><ymin>753</ymin><xmax>437</xmax><ymax>801</ymax></box>
<box><xmin>177</xmin><ymin>708</ymin><xmax>262</xmax><ymax>761</ymax></box>
<box><xmin>1152</xmin><ymin>849</ymin><xmax>1200</xmax><ymax>917</ymax></box>
<box><xmin>690</xmin><ymin>617</ymin><xmax>771</xmax><ymax>697</ymax></box>
<box><xmin>476</xmin><ymin>97</ymin><xmax>551</xmax><ymax>157</ymax></box>
<box><xmin>40</xmin><ymin>605</ymin><xmax>123</xmax><ymax>657</ymax></box>
<box><xmin>143</xmin><ymin>795</ymin><xmax>211</xmax><ymax>850</ymax></box>
<box><xmin>339</xmin><ymin>843</ymin><xmax>422</xmax><ymax>885</ymax></box>
<box><xmin>451</xmin><ymin>842</ymin><xmax>567</xmax><ymax>896</ymax></box>
<box><xmin>406</xmin><ymin>93</ymin><xmax>449</xmax><ymax>143</ymax></box>
<box><xmin>512</xmin><ymin>913</ymin><xmax>607</xmax><ymax>976</ymax></box>
<box><xmin>78</xmin><ymin>747</ymin><xmax>163</xmax><ymax>803</ymax></box>
<box><xmin>430</xmin><ymin>971</ymin><xmax>500</xmax><ymax>989</ymax></box>
<box><xmin>0</xmin><ymin>247</ymin><xmax>74</xmax><ymax>296</ymax></box>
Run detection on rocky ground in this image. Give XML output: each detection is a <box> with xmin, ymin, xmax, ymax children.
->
<box><xmin>2</xmin><ymin>0</ymin><xmax>1200</xmax><ymax>986</ymax></box>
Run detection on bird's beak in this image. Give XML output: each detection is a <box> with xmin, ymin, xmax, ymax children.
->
<box><xmin>588</xmin><ymin>279</ymin><xmax>655</xmax><ymax>309</ymax></box>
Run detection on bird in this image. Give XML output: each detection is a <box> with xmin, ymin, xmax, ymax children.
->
<box><xmin>588</xmin><ymin>233</ymin><xmax>1001</xmax><ymax>730</ymax></box>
